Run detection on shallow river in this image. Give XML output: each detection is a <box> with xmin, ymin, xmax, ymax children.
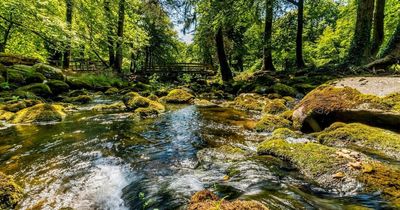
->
<box><xmin>0</xmin><ymin>100</ymin><xmax>387</xmax><ymax>209</ymax></box>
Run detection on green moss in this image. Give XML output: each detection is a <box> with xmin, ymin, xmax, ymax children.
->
<box><xmin>0</xmin><ymin>53</ymin><xmax>39</xmax><ymax>66</ymax></box>
<box><xmin>0</xmin><ymin>110</ymin><xmax>15</xmax><ymax>121</ymax></box>
<box><xmin>263</xmin><ymin>99</ymin><xmax>288</xmax><ymax>114</ymax></box>
<box><xmin>33</xmin><ymin>63</ymin><xmax>64</xmax><ymax>80</ymax></box>
<box><xmin>123</xmin><ymin>92</ymin><xmax>165</xmax><ymax>115</ymax></box>
<box><xmin>105</xmin><ymin>87</ymin><xmax>119</xmax><ymax>95</ymax></box>
<box><xmin>63</xmin><ymin>95</ymin><xmax>93</xmax><ymax>104</ymax></box>
<box><xmin>272</xmin><ymin>128</ymin><xmax>301</xmax><ymax>139</ymax></box>
<box><xmin>194</xmin><ymin>99</ymin><xmax>217</xmax><ymax>108</ymax></box>
<box><xmin>92</xmin><ymin>102</ymin><xmax>125</xmax><ymax>112</ymax></box>
<box><xmin>0</xmin><ymin>172</ymin><xmax>23</xmax><ymax>209</ymax></box>
<box><xmin>16</xmin><ymin>83</ymin><xmax>52</xmax><ymax>97</ymax></box>
<box><xmin>163</xmin><ymin>88</ymin><xmax>194</xmax><ymax>104</ymax></box>
<box><xmin>66</xmin><ymin>77</ymin><xmax>93</xmax><ymax>90</ymax></box>
<box><xmin>278</xmin><ymin>110</ymin><xmax>294</xmax><ymax>120</ymax></box>
<box><xmin>47</xmin><ymin>80</ymin><xmax>70</xmax><ymax>95</ymax></box>
<box><xmin>67</xmin><ymin>89</ymin><xmax>89</xmax><ymax>97</ymax></box>
<box><xmin>255</xmin><ymin>114</ymin><xmax>291</xmax><ymax>132</ymax></box>
<box><xmin>12</xmin><ymin>103</ymin><xmax>66</xmax><ymax>123</ymax></box>
<box><xmin>317</xmin><ymin>123</ymin><xmax>400</xmax><ymax>161</ymax></box>
<box><xmin>134</xmin><ymin>107</ymin><xmax>160</xmax><ymax>119</ymax></box>
<box><xmin>147</xmin><ymin>94</ymin><xmax>159</xmax><ymax>101</ymax></box>
<box><xmin>272</xmin><ymin>83</ymin><xmax>297</xmax><ymax>97</ymax></box>
<box><xmin>1</xmin><ymin>99</ymin><xmax>41</xmax><ymax>112</ymax></box>
<box><xmin>233</xmin><ymin>93</ymin><xmax>266</xmax><ymax>111</ymax></box>
<box><xmin>26</xmin><ymin>72</ymin><xmax>45</xmax><ymax>84</ymax></box>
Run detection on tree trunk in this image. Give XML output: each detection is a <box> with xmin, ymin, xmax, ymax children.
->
<box><xmin>63</xmin><ymin>0</ymin><xmax>73</xmax><ymax>69</ymax></box>
<box><xmin>347</xmin><ymin>0</ymin><xmax>375</xmax><ymax>65</ymax></box>
<box><xmin>371</xmin><ymin>0</ymin><xmax>385</xmax><ymax>56</ymax></box>
<box><xmin>114</xmin><ymin>0</ymin><xmax>125</xmax><ymax>73</ymax></box>
<box><xmin>296</xmin><ymin>0</ymin><xmax>305</xmax><ymax>68</ymax></box>
<box><xmin>261</xmin><ymin>0</ymin><xmax>275</xmax><ymax>71</ymax></box>
<box><xmin>0</xmin><ymin>22</ymin><xmax>13</xmax><ymax>53</ymax></box>
<box><xmin>104</xmin><ymin>0</ymin><xmax>115</xmax><ymax>67</ymax></box>
<box><xmin>382</xmin><ymin>21</ymin><xmax>400</xmax><ymax>57</ymax></box>
<box><xmin>215</xmin><ymin>27</ymin><xmax>233</xmax><ymax>82</ymax></box>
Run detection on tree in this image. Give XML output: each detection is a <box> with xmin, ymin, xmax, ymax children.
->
<box><xmin>286</xmin><ymin>0</ymin><xmax>305</xmax><ymax>68</ymax></box>
<box><xmin>347</xmin><ymin>0</ymin><xmax>375</xmax><ymax>65</ymax></box>
<box><xmin>63</xmin><ymin>0</ymin><xmax>73</xmax><ymax>69</ymax></box>
<box><xmin>104</xmin><ymin>0</ymin><xmax>115</xmax><ymax>67</ymax></box>
<box><xmin>371</xmin><ymin>0</ymin><xmax>385</xmax><ymax>56</ymax></box>
<box><xmin>261</xmin><ymin>0</ymin><xmax>275</xmax><ymax>71</ymax></box>
<box><xmin>216</xmin><ymin>27</ymin><xmax>233</xmax><ymax>82</ymax></box>
<box><xmin>114</xmin><ymin>0</ymin><xmax>125</xmax><ymax>72</ymax></box>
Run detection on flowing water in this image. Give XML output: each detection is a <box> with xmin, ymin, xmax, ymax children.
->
<box><xmin>0</xmin><ymin>99</ymin><xmax>388</xmax><ymax>210</ymax></box>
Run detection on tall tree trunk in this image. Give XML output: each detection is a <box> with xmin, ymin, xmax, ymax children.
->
<box><xmin>0</xmin><ymin>22</ymin><xmax>13</xmax><ymax>53</ymax></box>
<box><xmin>371</xmin><ymin>0</ymin><xmax>385</xmax><ymax>56</ymax></box>
<box><xmin>296</xmin><ymin>0</ymin><xmax>305</xmax><ymax>68</ymax></box>
<box><xmin>63</xmin><ymin>0</ymin><xmax>73</xmax><ymax>69</ymax></box>
<box><xmin>114</xmin><ymin>0</ymin><xmax>125</xmax><ymax>73</ymax></box>
<box><xmin>215</xmin><ymin>27</ymin><xmax>233</xmax><ymax>82</ymax></box>
<box><xmin>104</xmin><ymin>0</ymin><xmax>115</xmax><ymax>67</ymax></box>
<box><xmin>261</xmin><ymin>0</ymin><xmax>275</xmax><ymax>71</ymax></box>
<box><xmin>347</xmin><ymin>0</ymin><xmax>375</xmax><ymax>65</ymax></box>
<box><xmin>382</xmin><ymin>22</ymin><xmax>400</xmax><ymax>57</ymax></box>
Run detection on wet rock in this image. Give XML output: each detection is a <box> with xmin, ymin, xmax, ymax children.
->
<box><xmin>16</xmin><ymin>83</ymin><xmax>53</xmax><ymax>97</ymax></box>
<box><xmin>271</xmin><ymin>128</ymin><xmax>301</xmax><ymax>139</ymax></box>
<box><xmin>0</xmin><ymin>99</ymin><xmax>41</xmax><ymax>113</ymax></box>
<box><xmin>316</xmin><ymin>123</ymin><xmax>400</xmax><ymax>161</ymax></box>
<box><xmin>188</xmin><ymin>190</ymin><xmax>268</xmax><ymax>210</ymax></box>
<box><xmin>272</xmin><ymin>83</ymin><xmax>298</xmax><ymax>97</ymax></box>
<box><xmin>257</xmin><ymin>139</ymin><xmax>400</xmax><ymax>206</ymax></box>
<box><xmin>263</xmin><ymin>99</ymin><xmax>288</xmax><ymax>114</ymax></box>
<box><xmin>123</xmin><ymin>92</ymin><xmax>165</xmax><ymax>118</ymax></box>
<box><xmin>0</xmin><ymin>53</ymin><xmax>39</xmax><ymax>66</ymax></box>
<box><xmin>232</xmin><ymin>93</ymin><xmax>266</xmax><ymax>112</ymax></box>
<box><xmin>1</xmin><ymin>65</ymin><xmax>35</xmax><ymax>86</ymax></box>
<box><xmin>197</xmin><ymin>145</ymin><xmax>248</xmax><ymax>163</ymax></box>
<box><xmin>33</xmin><ymin>63</ymin><xmax>64</xmax><ymax>80</ymax></box>
<box><xmin>46</xmin><ymin>80</ymin><xmax>70</xmax><ymax>95</ymax></box>
<box><xmin>92</xmin><ymin>102</ymin><xmax>125</xmax><ymax>112</ymax></box>
<box><xmin>147</xmin><ymin>94</ymin><xmax>159</xmax><ymax>101</ymax></box>
<box><xmin>292</xmin><ymin>84</ymin><xmax>400</xmax><ymax>132</ymax></box>
<box><xmin>255</xmin><ymin>114</ymin><xmax>291</xmax><ymax>132</ymax></box>
<box><xmin>67</xmin><ymin>89</ymin><xmax>89</xmax><ymax>97</ymax></box>
<box><xmin>162</xmin><ymin>88</ymin><xmax>194</xmax><ymax>104</ymax></box>
<box><xmin>105</xmin><ymin>87</ymin><xmax>119</xmax><ymax>95</ymax></box>
<box><xmin>12</xmin><ymin>103</ymin><xmax>66</xmax><ymax>123</ymax></box>
<box><xmin>66</xmin><ymin>77</ymin><xmax>93</xmax><ymax>90</ymax></box>
<box><xmin>62</xmin><ymin>95</ymin><xmax>93</xmax><ymax>104</ymax></box>
<box><xmin>194</xmin><ymin>99</ymin><xmax>218</xmax><ymax>108</ymax></box>
<box><xmin>0</xmin><ymin>172</ymin><xmax>23</xmax><ymax>209</ymax></box>
<box><xmin>0</xmin><ymin>110</ymin><xmax>14</xmax><ymax>121</ymax></box>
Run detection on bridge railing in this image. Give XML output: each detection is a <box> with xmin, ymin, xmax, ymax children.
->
<box><xmin>141</xmin><ymin>63</ymin><xmax>215</xmax><ymax>75</ymax></box>
<box><xmin>70</xmin><ymin>60</ymin><xmax>108</xmax><ymax>71</ymax></box>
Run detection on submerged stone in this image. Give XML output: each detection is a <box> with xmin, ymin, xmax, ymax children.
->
<box><xmin>12</xmin><ymin>103</ymin><xmax>66</xmax><ymax>123</ymax></box>
<box><xmin>0</xmin><ymin>172</ymin><xmax>23</xmax><ymax>209</ymax></box>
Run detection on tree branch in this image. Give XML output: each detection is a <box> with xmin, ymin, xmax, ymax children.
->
<box><xmin>285</xmin><ymin>0</ymin><xmax>299</xmax><ymax>6</ymax></box>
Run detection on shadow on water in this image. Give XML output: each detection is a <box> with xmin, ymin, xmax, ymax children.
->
<box><xmin>0</xmin><ymin>104</ymin><xmax>389</xmax><ymax>209</ymax></box>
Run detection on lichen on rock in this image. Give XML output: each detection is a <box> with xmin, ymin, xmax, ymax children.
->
<box><xmin>255</xmin><ymin>114</ymin><xmax>291</xmax><ymax>132</ymax></box>
<box><xmin>162</xmin><ymin>88</ymin><xmax>194</xmax><ymax>104</ymax></box>
<box><xmin>232</xmin><ymin>93</ymin><xmax>266</xmax><ymax>112</ymax></box>
<box><xmin>123</xmin><ymin>92</ymin><xmax>165</xmax><ymax>118</ymax></box>
<box><xmin>12</xmin><ymin>103</ymin><xmax>66</xmax><ymax>123</ymax></box>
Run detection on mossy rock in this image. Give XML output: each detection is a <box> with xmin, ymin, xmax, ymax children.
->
<box><xmin>0</xmin><ymin>110</ymin><xmax>15</xmax><ymax>121</ymax></box>
<box><xmin>33</xmin><ymin>63</ymin><xmax>64</xmax><ymax>80</ymax></box>
<box><xmin>317</xmin><ymin>123</ymin><xmax>400</xmax><ymax>161</ymax></box>
<box><xmin>263</xmin><ymin>99</ymin><xmax>288</xmax><ymax>114</ymax></box>
<box><xmin>233</xmin><ymin>93</ymin><xmax>266</xmax><ymax>112</ymax></box>
<box><xmin>12</xmin><ymin>103</ymin><xmax>66</xmax><ymax>123</ymax></box>
<box><xmin>123</xmin><ymin>92</ymin><xmax>165</xmax><ymax>115</ymax></box>
<box><xmin>0</xmin><ymin>53</ymin><xmax>39</xmax><ymax>66</ymax></box>
<box><xmin>62</xmin><ymin>95</ymin><xmax>93</xmax><ymax>104</ymax></box>
<box><xmin>26</xmin><ymin>72</ymin><xmax>46</xmax><ymax>84</ymax></box>
<box><xmin>2</xmin><ymin>66</ymin><xmax>34</xmax><ymax>85</ymax></box>
<box><xmin>134</xmin><ymin>107</ymin><xmax>161</xmax><ymax>119</ymax></box>
<box><xmin>105</xmin><ymin>87</ymin><xmax>119</xmax><ymax>95</ymax></box>
<box><xmin>0</xmin><ymin>99</ymin><xmax>41</xmax><ymax>112</ymax></box>
<box><xmin>257</xmin><ymin>139</ymin><xmax>400</xmax><ymax>207</ymax></box>
<box><xmin>293</xmin><ymin>85</ymin><xmax>400</xmax><ymax>132</ymax></box>
<box><xmin>13</xmin><ymin>91</ymin><xmax>39</xmax><ymax>100</ymax></box>
<box><xmin>66</xmin><ymin>77</ymin><xmax>93</xmax><ymax>90</ymax></box>
<box><xmin>47</xmin><ymin>80</ymin><xmax>70</xmax><ymax>95</ymax></box>
<box><xmin>272</xmin><ymin>128</ymin><xmax>301</xmax><ymax>139</ymax></box>
<box><xmin>188</xmin><ymin>190</ymin><xmax>268</xmax><ymax>210</ymax></box>
<box><xmin>194</xmin><ymin>99</ymin><xmax>218</xmax><ymax>108</ymax></box>
<box><xmin>67</xmin><ymin>89</ymin><xmax>89</xmax><ymax>97</ymax></box>
<box><xmin>0</xmin><ymin>172</ymin><xmax>23</xmax><ymax>209</ymax></box>
<box><xmin>162</xmin><ymin>88</ymin><xmax>195</xmax><ymax>104</ymax></box>
<box><xmin>92</xmin><ymin>102</ymin><xmax>125</xmax><ymax>112</ymax></box>
<box><xmin>16</xmin><ymin>83</ymin><xmax>52</xmax><ymax>97</ymax></box>
<box><xmin>272</xmin><ymin>83</ymin><xmax>297</xmax><ymax>97</ymax></box>
<box><xmin>255</xmin><ymin>114</ymin><xmax>291</xmax><ymax>132</ymax></box>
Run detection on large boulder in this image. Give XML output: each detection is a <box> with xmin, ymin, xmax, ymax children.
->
<box><xmin>0</xmin><ymin>53</ymin><xmax>39</xmax><ymax>66</ymax></box>
<box><xmin>46</xmin><ymin>80</ymin><xmax>70</xmax><ymax>95</ymax></box>
<box><xmin>12</xmin><ymin>103</ymin><xmax>66</xmax><ymax>123</ymax></box>
<box><xmin>255</xmin><ymin>114</ymin><xmax>292</xmax><ymax>132</ymax></box>
<box><xmin>123</xmin><ymin>92</ymin><xmax>165</xmax><ymax>118</ymax></box>
<box><xmin>292</xmin><ymin>77</ymin><xmax>400</xmax><ymax>132</ymax></box>
<box><xmin>162</xmin><ymin>88</ymin><xmax>194</xmax><ymax>104</ymax></box>
<box><xmin>33</xmin><ymin>63</ymin><xmax>64</xmax><ymax>80</ymax></box>
<box><xmin>232</xmin><ymin>93</ymin><xmax>266</xmax><ymax>112</ymax></box>
<box><xmin>0</xmin><ymin>172</ymin><xmax>23</xmax><ymax>209</ymax></box>
<box><xmin>16</xmin><ymin>83</ymin><xmax>52</xmax><ymax>97</ymax></box>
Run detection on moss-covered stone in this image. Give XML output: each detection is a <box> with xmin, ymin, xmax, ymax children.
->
<box><xmin>293</xmin><ymin>85</ymin><xmax>400</xmax><ymax>132</ymax></box>
<box><xmin>272</xmin><ymin>128</ymin><xmax>301</xmax><ymax>139</ymax></box>
<box><xmin>233</xmin><ymin>93</ymin><xmax>266</xmax><ymax>112</ymax></box>
<box><xmin>194</xmin><ymin>99</ymin><xmax>218</xmax><ymax>108</ymax></box>
<box><xmin>134</xmin><ymin>107</ymin><xmax>161</xmax><ymax>119</ymax></box>
<box><xmin>33</xmin><ymin>63</ymin><xmax>64</xmax><ymax>80</ymax></box>
<box><xmin>16</xmin><ymin>83</ymin><xmax>52</xmax><ymax>97</ymax></box>
<box><xmin>0</xmin><ymin>172</ymin><xmax>23</xmax><ymax>209</ymax></box>
<box><xmin>162</xmin><ymin>88</ymin><xmax>194</xmax><ymax>104</ymax></box>
<box><xmin>105</xmin><ymin>87</ymin><xmax>119</xmax><ymax>95</ymax></box>
<box><xmin>0</xmin><ymin>53</ymin><xmax>39</xmax><ymax>66</ymax></box>
<box><xmin>0</xmin><ymin>110</ymin><xmax>15</xmax><ymax>121</ymax></box>
<box><xmin>147</xmin><ymin>94</ymin><xmax>159</xmax><ymax>101</ymax></box>
<box><xmin>263</xmin><ymin>99</ymin><xmax>288</xmax><ymax>114</ymax></box>
<box><xmin>255</xmin><ymin>114</ymin><xmax>291</xmax><ymax>132</ymax></box>
<box><xmin>0</xmin><ymin>99</ymin><xmax>41</xmax><ymax>112</ymax></box>
<box><xmin>26</xmin><ymin>72</ymin><xmax>46</xmax><ymax>84</ymax></box>
<box><xmin>257</xmin><ymin>139</ymin><xmax>400</xmax><ymax>207</ymax></box>
<box><xmin>67</xmin><ymin>89</ymin><xmax>89</xmax><ymax>97</ymax></box>
<box><xmin>272</xmin><ymin>83</ymin><xmax>297</xmax><ymax>97</ymax></box>
<box><xmin>123</xmin><ymin>92</ymin><xmax>165</xmax><ymax>117</ymax></box>
<box><xmin>12</xmin><ymin>103</ymin><xmax>66</xmax><ymax>123</ymax></box>
<box><xmin>278</xmin><ymin>110</ymin><xmax>294</xmax><ymax>121</ymax></box>
<box><xmin>47</xmin><ymin>80</ymin><xmax>70</xmax><ymax>95</ymax></box>
<box><xmin>188</xmin><ymin>190</ymin><xmax>268</xmax><ymax>210</ymax></box>
<box><xmin>92</xmin><ymin>102</ymin><xmax>125</xmax><ymax>112</ymax></box>
<box><xmin>317</xmin><ymin>123</ymin><xmax>400</xmax><ymax>161</ymax></box>
<box><xmin>63</xmin><ymin>95</ymin><xmax>93</xmax><ymax>104</ymax></box>
<box><xmin>66</xmin><ymin>77</ymin><xmax>93</xmax><ymax>90</ymax></box>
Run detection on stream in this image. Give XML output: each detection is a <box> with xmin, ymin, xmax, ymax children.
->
<box><xmin>0</xmin><ymin>98</ymin><xmax>387</xmax><ymax>210</ymax></box>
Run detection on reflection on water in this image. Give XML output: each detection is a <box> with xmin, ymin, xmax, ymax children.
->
<box><xmin>0</xmin><ymin>105</ymin><xmax>384</xmax><ymax>209</ymax></box>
